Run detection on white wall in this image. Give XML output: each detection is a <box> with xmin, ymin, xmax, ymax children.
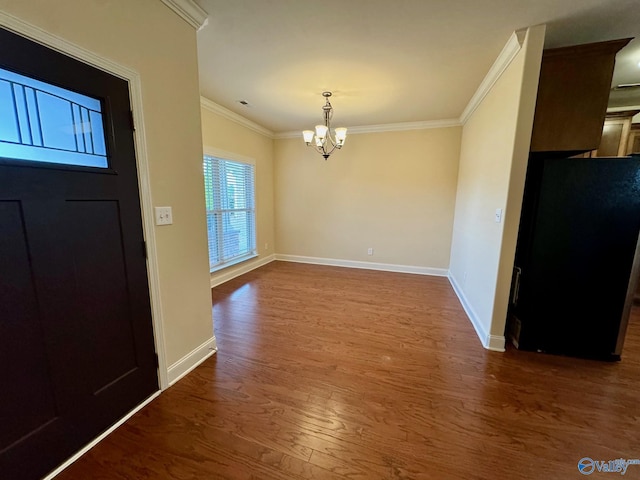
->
<box><xmin>448</xmin><ymin>25</ymin><xmax>546</xmax><ymax>350</ymax></box>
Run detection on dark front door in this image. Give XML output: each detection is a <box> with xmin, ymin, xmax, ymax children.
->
<box><xmin>0</xmin><ymin>28</ymin><xmax>158</xmax><ymax>479</ymax></box>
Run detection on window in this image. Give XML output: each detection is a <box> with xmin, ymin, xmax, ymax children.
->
<box><xmin>203</xmin><ymin>154</ymin><xmax>256</xmax><ymax>272</ymax></box>
<box><xmin>0</xmin><ymin>66</ymin><xmax>108</xmax><ymax>168</ymax></box>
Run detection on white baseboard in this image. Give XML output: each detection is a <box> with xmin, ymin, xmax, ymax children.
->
<box><xmin>167</xmin><ymin>336</ymin><xmax>218</xmax><ymax>386</ymax></box>
<box><xmin>486</xmin><ymin>333</ymin><xmax>506</xmax><ymax>351</ymax></box>
<box><xmin>210</xmin><ymin>254</ymin><xmax>276</xmax><ymax>288</ymax></box>
<box><xmin>448</xmin><ymin>274</ymin><xmax>506</xmax><ymax>352</ymax></box>
<box><xmin>44</xmin><ymin>390</ymin><xmax>161</xmax><ymax>479</ymax></box>
<box><xmin>275</xmin><ymin>254</ymin><xmax>448</xmax><ymax>277</ymax></box>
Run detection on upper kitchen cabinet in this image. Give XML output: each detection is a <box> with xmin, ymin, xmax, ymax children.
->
<box><xmin>592</xmin><ymin>110</ymin><xmax>640</xmax><ymax>157</ymax></box>
<box><xmin>530</xmin><ymin>38</ymin><xmax>632</xmax><ymax>155</ymax></box>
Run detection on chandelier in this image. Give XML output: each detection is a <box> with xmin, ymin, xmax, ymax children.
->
<box><xmin>302</xmin><ymin>91</ymin><xmax>347</xmax><ymax>160</ymax></box>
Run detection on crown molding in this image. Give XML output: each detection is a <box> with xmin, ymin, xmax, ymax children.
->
<box><xmin>459</xmin><ymin>30</ymin><xmax>524</xmax><ymax>125</ymax></box>
<box><xmin>274</xmin><ymin>118</ymin><xmax>461</xmax><ymax>139</ymax></box>
<box><xmin>160</xmin><ymin>0</ymin><xmax>208</xmax><ymax>30</ymax></box>
<box><xmin>345</xmin><ymin>119</ymin><xmax>462</xmax><ymax>135</ymax></box>
<box><xmin>201</xmin><ymin>96</ymin><xmax>459</xmax><ymax>140</ymax></box>
<box><xmin>200</xmin><ymin>96</ymin><xmax>274</xmax><ymax>138</ymax></box>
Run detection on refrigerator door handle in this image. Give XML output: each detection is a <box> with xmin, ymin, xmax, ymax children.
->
<box><xmin>511</xmin><ymin>267</ymin><xmax>522</xmax><ymax>306</ymax></box>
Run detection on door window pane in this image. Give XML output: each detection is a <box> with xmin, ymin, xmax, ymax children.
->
<box><xmin>0</xmin><ymin>67</ymin><xmax>108</xmax><ymax>168</ymax></box>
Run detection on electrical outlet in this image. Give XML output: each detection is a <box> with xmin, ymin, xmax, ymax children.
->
<box><xmin>264</xmin><ymin>242</ymin><xmax>269</xmax><ymax>250</ymax></box>
<box><xmin>367</xmin><ymin>247</ymin><xmax>374</xmax><ymax>256</ymax></box>
<box><xmin>495</xmin><ymin>208</ymin><xmax>503</xmax><ymax>223</ymax></box>
<box><xmin>154</xmin><ymin>206</ymin><xmax>173</xmax><ymax>225</ymax></box>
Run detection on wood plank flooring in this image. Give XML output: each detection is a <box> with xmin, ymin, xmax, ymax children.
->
<box><xmin>56</xmin><ymin>261</ymin><xmax>640</xmax><ymax>479</ymax></box>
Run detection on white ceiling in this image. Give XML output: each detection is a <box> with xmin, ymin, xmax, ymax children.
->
<box><xmin>194</xmin><ymin>0</ymin><xmax>640</xmax><ymax>133</ymax></box>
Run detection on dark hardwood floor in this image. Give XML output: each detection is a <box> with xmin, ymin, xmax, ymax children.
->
<box><xmin>56</xmin><ymin>261</ymin><xmax>640</xmax><ymax>479</ymax></box>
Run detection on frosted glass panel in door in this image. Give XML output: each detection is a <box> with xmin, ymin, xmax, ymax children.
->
<box><xmin>0</xmin><ymin>67</ymin><xmax>108</xmax><ymax>168</ymax></box>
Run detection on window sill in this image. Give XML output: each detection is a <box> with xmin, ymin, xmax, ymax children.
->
<box><xmin>210</xmin><ymin>252</ymin><xmax>258</xmax><ymax>275</ymax></box>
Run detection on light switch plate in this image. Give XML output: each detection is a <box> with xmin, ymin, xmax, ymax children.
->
<box><xmin>155</xmin><ymin>206</ymin><xmax>173</xmax><ymax>225</ymax></box>
<box><xmin>495</xmin><ymin>208</ymin><xmax>502</xmax><ymax>223</ymax></box>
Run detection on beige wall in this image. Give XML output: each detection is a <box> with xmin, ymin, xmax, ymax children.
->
<box><xmin>200</xmin><ymin>105</ymin><xmax>276</xmax><ymax>281</ymax></box>
<box><xmin>0</xmin><ymin>1</ymin><xmax>215</xmax><ymax>366</ymax></box>
<box><xmin>274</xmin><ymin>127</ymin><xmax>461</xmax><ymax>269</ymax></box>
<box><xmin>491</xmin><ymin>25</ymin><xmax>546</xmax><ymax>340</ymax></box>
<box><xmin>449</xmin><ymin>25</ymin><xmax>546</xmax><ymax>349</ymax></box>
<box><xmin>1</xmin><ymin>0</ymin><xmax>547</xmax><ymax>365</ymax></box>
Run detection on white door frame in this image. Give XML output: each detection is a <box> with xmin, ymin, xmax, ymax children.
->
<box><xmin>0</xmin><ymin>12</ymin><xmax>169</xmax><ymax>390</ymax></box>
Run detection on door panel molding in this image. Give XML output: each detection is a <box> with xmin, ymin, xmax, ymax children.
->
<box><xmin>0</xmin><ymin>11</ymin><xmax>168</xmax><ymax>390</ymax></box>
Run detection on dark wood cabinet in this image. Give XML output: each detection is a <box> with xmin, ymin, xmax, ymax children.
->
<box><xmin>530</xmin><ymin>38</ymin><xmax>632</xmax><ymax>154</ymax></box>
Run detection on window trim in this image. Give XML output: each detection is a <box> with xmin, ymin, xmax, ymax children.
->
<box><xmin>209</xmin><ymin>252</ymin><xmax>258</xmax><ymax>274</ymax></box>
<box><xmin>203</xmin><ymin>146</ymin><xmax>258</xmax><ymax>274</ymax></box>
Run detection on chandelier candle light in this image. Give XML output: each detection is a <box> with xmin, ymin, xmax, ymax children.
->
<box><xmin>302</xmin><ymin>91</ymin><xmax>347</xmax><ymax>160</ymax></box>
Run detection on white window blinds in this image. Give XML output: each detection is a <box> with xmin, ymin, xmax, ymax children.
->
<box><xmin>203</xmin><ymin>155</ymin><xmax>256</xmax><ymax>272</ymax></box>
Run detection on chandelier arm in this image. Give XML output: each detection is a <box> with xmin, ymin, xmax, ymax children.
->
<box><xmin>311</xmin><ymin>142</ymin><xmax>329</xmax><ymax>156</ymax></box>
<box><xmin>313</xmin><ymin>144</ymin><xmax>325</xmax><ymax>156</ymax></box>
<box><xmin>324</xmin><ymin>142</ymin><xmax>338</xmax><ymax>157</ymax></box>
<box><xmin>310</xmin><ymin>138</ymin><xmax>337</xmax><ymax>158</ymax></box>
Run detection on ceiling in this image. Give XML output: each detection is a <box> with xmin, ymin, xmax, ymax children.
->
<box><xmin>194</xmin><ymin>0</ymin><xmax>640</xmax><ymax>134</ymax></box>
